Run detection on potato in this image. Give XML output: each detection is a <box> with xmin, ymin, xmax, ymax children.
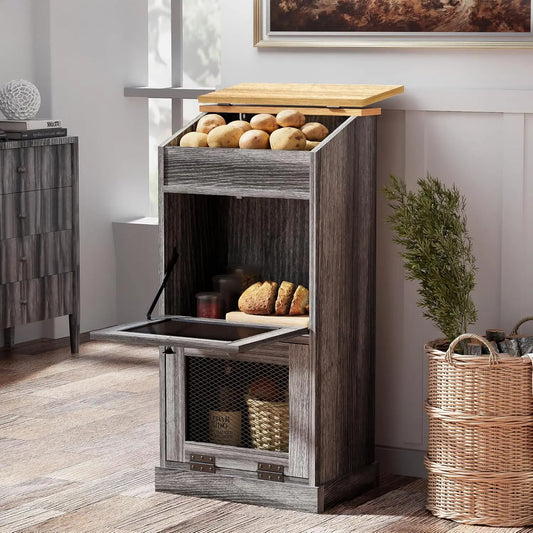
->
<box><xmin>250</xmin><ymin>113</ymin><xmax>279</xmax><ymax>133</ymax></box>
<box><xmin>228</xmin><ymin>120</ymin><xmax>252</xmax><ymax>133</ymax></box>
<box><xmin>207</xmin><ymin>124</ymin><xmax>242</xmax><ymax>148</ymax></box>
<box><xmin>276</xmin><ymin>109</ymin><xmax>306</xmax><ymax>128</ymax></box>
<box><xmin>301</xmin><ymin>122</ymin><xmax>329</xmax><ymax>141</ymax></box>
<box><xmin>269</xmin><ymin>127</ymin><xmax>306</xmax><ymax>151</ymax></box>
<box><xmin>179</xmin><ymin>131</ymin><xmax>208</xmax><ymax>147</ymax></box>
<box><xmin>196</xmin><ymin>113</ymin><xmax>226</xmax><ymax>134</ymax></box>
<box><xmin>305</xmin><ymin>140</ymin><xmax>320</xmax><ymax>151</ymax></box>
<box><xmin>239</xmin><ymin>129</ymin><xmax>270</xmax><ymax>149</ymax></box>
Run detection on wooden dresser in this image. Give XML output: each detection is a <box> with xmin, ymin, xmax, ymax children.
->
<box><xmin>0</xmin><ymin>137</ymin><xmax>79</xmax><ymax>353</ymax></box>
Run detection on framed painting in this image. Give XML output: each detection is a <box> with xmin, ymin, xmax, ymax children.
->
<box><xmin>253</xmin><ymin>0</ymin><xmax>533</xmax><ymax>48</ymax></box>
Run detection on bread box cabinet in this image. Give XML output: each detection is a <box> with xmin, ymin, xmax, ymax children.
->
<box><xmin>92</xmin><ymin>84</ymin><xmax>403</xmax><ymax>512</ymax></box>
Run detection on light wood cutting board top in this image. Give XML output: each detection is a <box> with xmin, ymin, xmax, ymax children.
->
<box><xmin>198</xmin><ymin>83</ymin><xmax>404</xmax><ymax>108</ymax></box>
<box><xmin>226</xmin><ymin>311</ymin><xmax>309</xmax><ymax>328</ymax></box>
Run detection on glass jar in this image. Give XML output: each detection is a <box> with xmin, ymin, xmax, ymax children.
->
<box><xmin>228</xmin><ymin>265</ymin><xmax>260</xmax><ymax>291</ymax></box>
<box><xmin>212</xmin><ymin>274</ymin><xmax>242</xmax><ymax>315</ymax></box>
<box><xmin>196</xmin><ymin>292</ymin><xmax>223</xmax><ymax>319</ymax></box>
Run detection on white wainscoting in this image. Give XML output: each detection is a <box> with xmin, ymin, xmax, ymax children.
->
<box><xmin>375</xmin><ymin>91</ymin><xmax>533</xmax><ymax>475</ymax></box>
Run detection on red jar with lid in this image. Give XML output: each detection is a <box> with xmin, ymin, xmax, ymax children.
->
<box><xmin>196</xmin><ymin>292</ymin><xmax>223</xmax><ymax>319</ymax></box>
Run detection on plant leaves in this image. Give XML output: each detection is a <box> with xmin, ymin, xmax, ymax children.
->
<box><xmin>384</xmin><ymin>174</ymin><xmax>478</xmax><ymax>341</ymax></box>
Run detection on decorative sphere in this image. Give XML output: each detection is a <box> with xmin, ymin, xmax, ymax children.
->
<box><xmin>0</xmin><ymin>79</ymin><xmax>41</xmax><ymax>120</ymax></box>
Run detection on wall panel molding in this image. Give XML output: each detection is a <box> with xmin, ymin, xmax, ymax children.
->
<box><xmin>376</xmin><ymin>106</ymin><xmax>533</xmax><ymax>472</ymax></box>
<box><xmin>500</xmin><ymin>114</ymin><xmax>526</xmax><ymax>328</ymax></box>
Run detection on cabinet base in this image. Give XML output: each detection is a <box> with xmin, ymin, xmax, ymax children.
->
<box><xmin>155</xmin><ymin>462</ymin><xmax>378</xmax><ymax>513</ymax></box>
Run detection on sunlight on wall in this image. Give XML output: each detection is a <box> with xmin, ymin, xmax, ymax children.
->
<box><xmin>147</xmin><ymin>0</ymin><xmax>221</xmax><ymax>216</ymax></box>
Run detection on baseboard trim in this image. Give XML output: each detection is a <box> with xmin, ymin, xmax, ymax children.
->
<box><xmin>376</xmin><ymin>446</ymin><xmax>427</xmax><ymax>478</ymax></box>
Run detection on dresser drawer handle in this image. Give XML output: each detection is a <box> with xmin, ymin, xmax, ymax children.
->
<box><xmin>20</xmin><ymin>300</ymin><xmax>27</xmax><ymax>305</ymax></box>
<box><xmin>17</xmin><ymin>166</ymin><xmax>27</xmax><ymax>173</ymax></box>
<box><xmin>18</xmin><ymin>214</ymin><xmax>27</xmax><ymax>219</ymax></box>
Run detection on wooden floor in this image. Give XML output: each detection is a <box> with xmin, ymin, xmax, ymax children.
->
<box><xmin>1</xmin><ymin>337</ymin><xmax>532</xmax><ymax>533</ymax></box>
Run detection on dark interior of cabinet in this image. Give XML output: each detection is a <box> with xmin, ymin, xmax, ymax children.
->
<box><xmin>164</xmin><ymin>194</ymin><xmax>309</xmax><ymax>316</ymax></box>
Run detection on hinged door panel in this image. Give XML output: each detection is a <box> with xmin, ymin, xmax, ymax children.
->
<box><xmin>91</xmin><ymin>316</ymin><xmax>307</xmax><ymax>354</ymax></box>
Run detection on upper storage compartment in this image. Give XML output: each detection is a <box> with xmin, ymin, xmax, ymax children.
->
<box><xmin>163</xmin><ymin>193</ymin><xmax>309</xmax><ymax>318</ymax></box>
<box><xmin>161</xmin><ymin>83</ymin><xmax>403</xmax><ymax>200</ymax></box>
<box><xmin>162</xmin><ymin>113</ymin><xmax>345</xmax><ymax>200</ymax></box>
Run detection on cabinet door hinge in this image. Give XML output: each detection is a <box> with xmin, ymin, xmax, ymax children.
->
<box><xmin>257</xmin><ymin>462</ymin><xmax>284</xmax><ymax>482</ymax></box>
<box><xmin>190</xmin><ymin>454</ymin><xmax>216</xmax><ymax>473</ymax></box>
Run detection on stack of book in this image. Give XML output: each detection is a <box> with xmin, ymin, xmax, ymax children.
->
<box><xmin>0</xmin><ymin>119</ymin><xmax>67</xmax><ymax>140</ymax></box>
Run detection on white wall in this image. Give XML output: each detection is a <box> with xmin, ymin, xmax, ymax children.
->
<box><xmin>0</xmin><ymin>1</ymin><xmax>35</xmax><ymax>86</ymax></box>
<box><xmin>220</xmin><ymin>1</ymin><xmax>533</xmax><ymax>476</ymax></box>
<box><xmin>48</xmin><ymin>0</ymin><xmax>150</xmax><ymax>334</ymax></box>
<box><xmin>0</xmin><ymin>0</ymin><xmax>150</xmax><ymax>343</ymax></box>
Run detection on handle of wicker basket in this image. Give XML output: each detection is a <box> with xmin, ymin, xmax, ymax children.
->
<box><xmin>445</xmin><ymin>333</ymin><xmax>499</xmax><ymax>366</ymax></box>
<box><xmin>509</xmin><ymin>316</ymin><xmax>533</xmax><ymax>336</ymax></box>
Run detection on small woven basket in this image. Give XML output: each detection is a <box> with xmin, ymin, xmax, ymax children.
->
<box><xmin>245</xmin><ymin>395</ymin><xmax>289</xmax><ymax>452</ymax></box>
<box><xmin>425</xmin><ymin>330</ymin><xmax>533</xmax><ymax>526</ymax></box>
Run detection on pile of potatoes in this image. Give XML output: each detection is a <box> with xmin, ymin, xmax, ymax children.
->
<box><xmin>179</xmin><ymin>110</ymin><xmax>329</xmax><ymax>151</ymax></box>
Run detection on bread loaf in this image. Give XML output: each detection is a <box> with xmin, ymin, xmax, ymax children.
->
<box><xmin>237</xmin><ymin>280</ymin><xmax>309</xmax><ymax>316</ymax></box>
<box><xmin>289</xmin><ymin>285</ymin><xmax>309</xmax><ymax>316</ymax></box>
<box><xmin>238</xmin><ymin>281</ymin><xmax>278</xmax><ymax>315</ymax></box>
<box><xmin>275</xmin><ymin>281</ymin><xmax>296</xmax><ymax>316</ymax></box>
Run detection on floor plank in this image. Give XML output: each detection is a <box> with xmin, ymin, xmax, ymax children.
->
<box><xmin>1</xmin><ymin>338</ymin><xmax>532</xmax><ymax>532</ymax></box>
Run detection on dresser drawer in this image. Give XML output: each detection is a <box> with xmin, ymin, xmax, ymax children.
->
<box><xmin>0</xmin><ymin>188</ymin><xmax>72</xmax><ymax>239</ymax></box>
<box><xmin>0</xmin><ymin>272</ymin><xmax>74</xmax><ymax>328</ymax></box>
<box><xmin>0</xmin><ymin>230</ymin><xmax>74</xmax><ymax>284</ymax></box>
<box><xmin>0</xmin><ymin>144</ymin><xmax>74</xmax><ymax>194</ymax></box>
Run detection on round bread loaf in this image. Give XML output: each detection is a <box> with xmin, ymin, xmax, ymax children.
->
<box><xmin>238</xmin><ymin>281</ymin><xmax>278</xmax><ymax>315</ymax></box>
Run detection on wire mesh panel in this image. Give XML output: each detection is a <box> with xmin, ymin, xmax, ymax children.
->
<box><xmin>186</xmin><ymin>356</ymin><xmax>289</xmax><ymax>452</ymax></box>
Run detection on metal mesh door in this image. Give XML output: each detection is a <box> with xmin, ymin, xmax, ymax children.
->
<box><xmin>186</xmin><ymin>356</ymin><xmax>289</xmax><ymax>451</ymax></box>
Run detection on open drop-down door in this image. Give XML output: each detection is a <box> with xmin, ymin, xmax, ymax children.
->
<box><xmin>91</xmin><ymin>316</ymin><xmax>307</xmax><ymax>353</ymax></box>
<box><xmin>90</xmin><ymin>247</ymin><xmax>308</xmax><ymax>353</ymax></box>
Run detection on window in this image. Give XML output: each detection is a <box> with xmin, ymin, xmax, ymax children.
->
<box><xmin>140</xmin><ymin>0</ymin><xmax>221</xmax><ymax>215</ymax></box>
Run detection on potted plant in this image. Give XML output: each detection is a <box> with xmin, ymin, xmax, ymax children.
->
<box><xmin>385</xmin><ymin>175</ymin><xmax>533</xmax><ymax>527</ymax></box>
<box><xmin>383</xmin><ymin>174</ymin><xmax>478</xmax><ymax>350</ymax></box>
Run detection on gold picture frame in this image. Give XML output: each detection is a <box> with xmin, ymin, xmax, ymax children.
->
<box><xmin>254</xmin><ymin>0</ymin><xmax>533</xmax><ymax>49</ymax></box>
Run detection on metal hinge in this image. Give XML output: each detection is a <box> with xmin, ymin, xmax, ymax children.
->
<box><xmin>190</xmin><ymin>454</ymin><xmax>216</xmax><ymax>473</ymax></box>
<box><xmin>257</xmin><ymin>462</ymin><xmax>284</xmax><ymax>482</ymax></box>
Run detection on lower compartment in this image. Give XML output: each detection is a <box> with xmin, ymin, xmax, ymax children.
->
<box><xmin>159</xmin><ymin>343</ymin><xmax>379</xmax><ymax>512</ymax></box>
<box><xmin>186</xmin><ymin>356</ymin><xmax>289</xmax><ymax>451</ymax></box>
<box><xmin>161</xmin><ymin>343</ymin><xmax>310</xmax><ymax>479</ymax></box>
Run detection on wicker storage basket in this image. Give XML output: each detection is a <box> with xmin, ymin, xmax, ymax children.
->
<box><xmin>245</xmin><ymin>395</ymin><xmax>289</xmax><ymax>452</ymax></box>
<box><xmin>425</xmin><ymin>332</ymin><xmax>533</xmax><ymax>526</ymax></box>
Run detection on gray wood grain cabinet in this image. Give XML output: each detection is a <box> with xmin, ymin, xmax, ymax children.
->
<box><xmin>159</xmin><ymin>112</ymin><xmax>377</xmax><ymax>513</ymax></box>
<box><xmin>93</xmin><ymin>114</ymin><xmax>377</xmax><ymax>512</ymax></box>
<box><xmin>0</xmin><ymin>137</ymin><xmax>79</xmax><ymax>353</ymax></box>
<box><xmin>92</xmin><ymin>83</ymin><xmax>404</xmax><ymax>512</ymax></box>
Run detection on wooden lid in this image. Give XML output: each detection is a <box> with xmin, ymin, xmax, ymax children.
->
<box><xmin>198</xmin><ymin>83</ymin><xmax>404</xmax><ymax>108</ymax></box>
